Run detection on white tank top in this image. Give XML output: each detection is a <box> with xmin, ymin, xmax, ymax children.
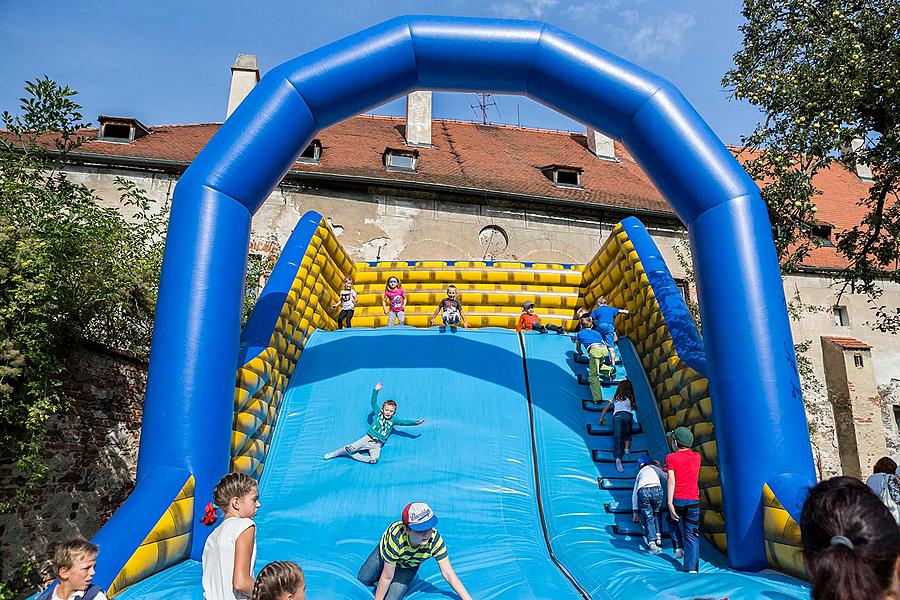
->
<box><xmin>613</xmin><ymin>397</ymin><xmax>633</xmax><ymax>414</ymax></box>
<box><xmin>202</xmin><ymin>517</ymin><xmax>257</xmax><ymax>600</ymax></box>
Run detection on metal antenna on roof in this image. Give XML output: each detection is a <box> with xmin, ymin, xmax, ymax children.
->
<box><xmin>467</xmin><ymin>92</ymin><xmax>500</xmax><ymax>125</ymax></box>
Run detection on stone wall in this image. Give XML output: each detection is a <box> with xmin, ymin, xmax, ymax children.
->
<box><xmin>0</xmin><ymin>343</ymin><xmax>146</xmax><ymax>595</ymax></box>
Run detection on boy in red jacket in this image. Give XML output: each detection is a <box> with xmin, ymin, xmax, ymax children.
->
<box><xmin>516</xmin><ymin>301</ymin><xmax>565</xmax><ymax>334</ymax></box>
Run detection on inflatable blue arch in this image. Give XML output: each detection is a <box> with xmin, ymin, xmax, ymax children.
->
<box><xmin>89</xmin><ymin>15</ymin><xmax>815</xmax><ymax>594</ymax></box>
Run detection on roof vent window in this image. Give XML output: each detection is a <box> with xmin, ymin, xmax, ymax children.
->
<box><xmin>97</xmin><ymin>116</ymin><xmax>150</xmax><ymax>144</ymax></box>
<box><xmin>297</xmin><ymin>139</ymin><xmax>322</xmax><ymax>164</ymax></box>
<box><xmin>811</xmin><ymin>223</ymin><xmax>834</xmax><ymax>247</ymax></box>
<box><xmin>384</xmin><ymin>148</ymin><xmax>418</xmax><ymax>173</ymax></box>
<box><xmin>541</xmin><ymin>165</ymin><xmax>583</xmax><ymax>188</ymax></box>
<box><xmin>100</xmin><ymin>123</ymin><xmax>132</xmax><ymax>141</ymax></box>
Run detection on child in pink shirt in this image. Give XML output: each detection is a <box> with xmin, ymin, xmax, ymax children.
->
<box><xmin>382</xmin><ymin>276</ymin><xmax>407</xmax><ymax>326</ymax></box>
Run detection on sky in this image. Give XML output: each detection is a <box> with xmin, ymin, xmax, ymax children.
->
<box><xmin>0</xmin><ymin>0</ymin><xmax>762</xmax><ymax>146</ymax></box>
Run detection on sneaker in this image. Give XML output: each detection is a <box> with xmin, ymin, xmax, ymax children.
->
<box><xmin>323</xmin><ymin>452</ymin><xmax>335</xmax><ymax>460</ymax></box>
<box><xmin>674</xmin><ymin>549</ymin><xmax>684</xmax><ymax>559</ymax></box>
<box><xmin>616</xmin><ymin>458</ymin><xmax>624</xmax><ymax>473</ymax></box>
<box><xmin>648</xmin><ymin>541</ymin><xmax>661</xmax><ymax>554</ymax></box>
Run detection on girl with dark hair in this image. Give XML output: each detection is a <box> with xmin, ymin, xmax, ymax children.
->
<box><xmin>801</xmin><ymin>476</ymin><xmax>900</xmax><ymax>600</ymax></box>
<box><xmin>597</xmin><ymin>380</ymin><xmax>635</xmax><ymax>473</ymax></box>
<box><xmin>867</xmin><ymin>456</ymin><xmax>898</xmax><ymax>497</ymax></box>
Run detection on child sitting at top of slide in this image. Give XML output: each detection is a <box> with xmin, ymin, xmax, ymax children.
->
<box><xmin>431</xmin><ymin>285</ymin><xmax>469</xmax><ymax>329</ymax></box>
<box><xmin>324</xmin><ymin>382</ymin><xmax>424</xmax><ymax>464</ymax></box>
<box><xmin>516</xmin><ymin>301</ymin><xmax>565</xmax><ymax>334</ymax></box>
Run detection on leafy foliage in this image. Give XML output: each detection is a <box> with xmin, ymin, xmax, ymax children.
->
<box><xmin>723</xmin><ymin>0</ymin><xmax>900</xmax><ymax>331</ymax></box>
<box><xmin>0</xmin><ymin>78</ymin><xmax>167</xmax><ymax>511</ymax></box>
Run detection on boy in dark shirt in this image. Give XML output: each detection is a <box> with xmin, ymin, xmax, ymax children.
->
<box><xmin>665</xmin><ymin>426</ymin><xmax>702</xmax><ymax>573</ymax></box>
<box><xmin>431</xmin><ymin>285</ymin><xmax>469</xmax><ymax>329</ymax></box>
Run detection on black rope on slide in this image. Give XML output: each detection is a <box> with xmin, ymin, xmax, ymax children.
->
<box><xmin>517</xmin><ymin>332</ymin><xmax>592</xmax><ymax>600</ymax></box>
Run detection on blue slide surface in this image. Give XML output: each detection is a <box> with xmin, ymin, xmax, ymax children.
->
<box><xmin>120</xmin><ymin>327</ymin><xmax>809</xmax><ymax>599</ymax></box>
<box><xmin>522</xmin><ymin>333</ymin><xmax>808</xmax><ymax>599</ymax></box>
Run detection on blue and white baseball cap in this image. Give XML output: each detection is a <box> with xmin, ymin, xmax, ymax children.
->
<box><xmin>402</xmin><ymin>502</ymin><xmax>438</xmax><ymax>531</ymax></box>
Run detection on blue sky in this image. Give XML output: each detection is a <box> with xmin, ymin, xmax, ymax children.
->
<box><xmin>0</xmin><ymin>0</ymin><xmax>760</xmax><ymax>145</ymax></box>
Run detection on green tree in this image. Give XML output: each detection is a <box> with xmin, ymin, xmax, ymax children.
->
<box><xmin>723</xmin><ymin>0</ymin><xmax>900</xmax><ymax>330</ymax></box>
<box><xmin>0</xmin><ymin>77</ymin><xmax>168</xmax><ymax>514</ymax></box>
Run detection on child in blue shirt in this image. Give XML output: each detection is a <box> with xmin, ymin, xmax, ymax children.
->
<box><xmin>574</xmin><ymin>314</ymin><xmax>616</xmax><ymax>405</ymax></box>
<box><xmin>590</xmin><ymin>296</ymin><xmax>629</xmax><ymax>364</ymax></box>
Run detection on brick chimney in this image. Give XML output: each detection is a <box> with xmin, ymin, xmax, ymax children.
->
<box><xmin>586</xmin><ymin>126</ymin><xmax>615</xmax><ymax>161</ymax></box>
<box><xmin>227</xmin><ymin>54</ymin><xmax>260</xmax><ymax>119</ymax></box>
<box><xmin>405</xmin><ymin>91</ymin><xmax>432</xmax><ymax>147</ymax></box>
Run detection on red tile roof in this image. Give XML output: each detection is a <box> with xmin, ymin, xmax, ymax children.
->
<box><xmin>4</xmin><ymin>114</ymin><xmax>879</xmax><ymax>269</ymax></box>
<box><xmin>822</xmin><ymin>336</ymin><xmax>872</xmax><ymax>350</ymax></box>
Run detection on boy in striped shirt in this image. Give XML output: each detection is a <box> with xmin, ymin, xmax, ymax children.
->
<box><xmin>357</xmin><ymin>502</ymin><xmax>472</xmax><ymax>600</ymax></box>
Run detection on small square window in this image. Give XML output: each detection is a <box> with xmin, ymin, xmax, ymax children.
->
<box><xmin>833</xmin><ymin>305</ymin><xmax>849</xmax><ymax>327</ymax></box>
<box><xmin>893</xmin><ymin>406</ymin><xmax>900</xmax><ymax>432</ymax></box>
<box><xmin>556</xmin><ymin>169</ymin><xmax>580</xmax><ymax>186</ymax></box>
<box><xmin>540</xmin><ymin>165</ymin><xmax>583</xmax><ymax>188</ymax></box>
<box><xmin>853</xmin><ymin>354</ymin><xmax>864</xmax><ymax>368</ymax></box>
<box><xmin>384</xmin><ymin>148</ymin><xmax>418</xmax><ymax>173</ymax></box>
<box><xmin>812</xmin><ymin>224</ymin><xmax>834</xmax><ymax>247</ymax></box>
<box><xmin>99</xmin><ymin>123</ymin><xmax>133</xmax><ymax>142</ymax></box>
<box><xmin>297</xmin><ymin>140</ymin><xmax>322</xmax><ymax>164</ymax></box>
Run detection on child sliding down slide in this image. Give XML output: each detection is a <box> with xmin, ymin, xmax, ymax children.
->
<box><xmin>324</xmin><ymin>382</ymin><xmax>424</xmax><ymax>464</ymax></box>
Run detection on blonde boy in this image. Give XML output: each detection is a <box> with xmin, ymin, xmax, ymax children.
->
<box><xmin>37</xmin><ymin>539</ymin><xmax>107</xmax><ymax>600</ymax></box>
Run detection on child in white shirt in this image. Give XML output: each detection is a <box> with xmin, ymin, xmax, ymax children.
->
<box><xmin>203</xmin><ymin>472</ymin><xmax>261</xmax><ymax>600</ymax></box>
<box><xmin>631</xmin><ymin>456</ymin><xmax>668</xmax><ymax>553</ymax></box>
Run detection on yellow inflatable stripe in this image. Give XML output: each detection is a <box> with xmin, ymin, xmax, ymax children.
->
<box><xmin>108</xmin><ymin>533</ymin><xmax>191</xmax><ymax>597</ymax></box>
<box><xmin>140</xmin><ymin>497</ymin><xmax>192</xmax><ymax>545</ymax></box>
<box><xmin>106</xmin><ymin>475</ymin><xmax>193</xmax><ymax>597</ymax></box>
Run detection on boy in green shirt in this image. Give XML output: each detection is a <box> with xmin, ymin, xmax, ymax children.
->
<box><xmin>324</xmin><ymin>382</ymin><xmax>424</xmax><ymax>464</ymax></box>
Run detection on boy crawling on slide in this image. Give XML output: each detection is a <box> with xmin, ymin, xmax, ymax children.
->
<box><xmin>324</xmin><ymin>382</ymin><xmax>424</xmax><ymax>464</ymax></box>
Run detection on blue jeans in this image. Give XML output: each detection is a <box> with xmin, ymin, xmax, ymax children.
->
<box><xmin>358</xmin><ymin>545</ymin><xmax>419</xmax><ymax>599</ymax></box>
<box><xmin>668</xmin><ymin>499</ymin><xmax>700</xmax><ymax>572</ymax></box>
<box><xmin>636</xmin><ymin>485</ymin><xmax>664</xmax><ymax>543</ymax></box>
<box><xmin>612</xmin><ymin>411</ymin><xmax>633</xmax><ymax>459</ymax></box>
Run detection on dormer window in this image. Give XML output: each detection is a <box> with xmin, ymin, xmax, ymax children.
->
<box><xmin>384</xmin><ymin>148</ymin><xmax>418</xmax><ymax>173</ymax></box>
<box><xmin>297</xmin><ymin>139</ymin><xmax>322</xmax><ymax>164</ymax></box>
<box><xmin>541</xmin><ymin>164</ymin><xmax>583</xmax><ymax>188</ymax></box>
<box><xmin>811</xmin><ymin>222</ymin><xmax>834</xmax><ymax>247</ymax></box>
<box><xmin>97</xmin><ymin>116</ymin><xmax>150</xmax><ymax>144</ymax></box>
